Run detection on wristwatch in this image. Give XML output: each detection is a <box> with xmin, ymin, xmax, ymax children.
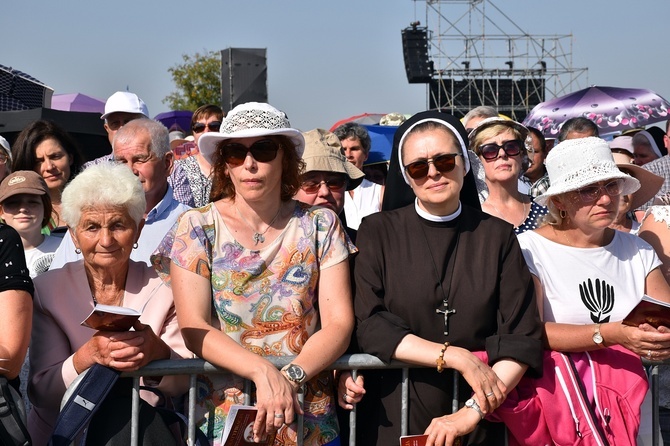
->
<box><xmin>281</xmin><ymin>364</ymin><xmax>306</xmax><ymax>385</ymax></box>
<box><xmin>593</xmin><ymin>323</ymin><xmax>604</xmax><ymax>347</ymax></box>
<box><xmin>464</xmin><ymin>398</ymin><xmax>484</xmax><ymax>420</ymax></box>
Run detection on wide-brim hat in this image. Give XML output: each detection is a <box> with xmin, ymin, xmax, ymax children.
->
<box><xmin>535</xmin><ymin>136</ymin><xmax>640</xmax><ymax>206</ymax></box>
<box><xmin>169</xmin><ymin>130</ymin><xmax>188</xmax><ymax>150</ymax></box>
<box><xmin>612</xmin><ymin>152</ymin><xmax>663</xmax><ymax>210</ymax></box>
<box><xmin>0</xmin><ymin>170</ymin><xmax>49</xmax><ymax>203</ymax></box>
<box><xmin>301</xmin><ymin>129</ymin><xmax>365</xmax><ymax>191</ymax></box>
<box><xmin>198</xmin><ymin>102</ymin><xmax>305</xmax><ymax>165</ymax></box>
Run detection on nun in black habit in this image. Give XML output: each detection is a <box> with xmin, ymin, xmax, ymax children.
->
<box><xmin>352</xmin><ymin>111</ymin><xmax>543</xmax><ymax>446</ymax></box>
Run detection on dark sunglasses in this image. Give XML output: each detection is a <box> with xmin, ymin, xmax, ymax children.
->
<box><xmin>220</xmin><ymin>139</ymin><xmax>280</xmax><ymax>166</ymax></box>
<box><xmin>403</xmin><ymin>153</ymin><xmax>462</xmax><ymax>180</ymax></box>
<box><xmin>300</xmin><ymin>178</ymin><xmax>347</xmax><ymax>194</ymax></box>
<box><xmin>192</xmin><ymin>121</ymin><xmax>222</xmax><ymax>133</ymax></box>
<box><xmin>479</xmin><ymin>139</ymin><xmax>523</xmax><ymax>160</ymax></box>
<box><xmin>574</xmin><ymin>179</ymin><xmax>623</xmax><ymax>203</ymax></box>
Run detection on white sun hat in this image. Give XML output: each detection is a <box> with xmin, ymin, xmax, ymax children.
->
<box><xmin>535</xmin><ymin>136</ymin><xmax>640</xmax><ymax>207</ymax></box>
<box><xmin>198</xmin><ymin>102</ymin><xmax>305</xmax><ymax>165</ymax></box>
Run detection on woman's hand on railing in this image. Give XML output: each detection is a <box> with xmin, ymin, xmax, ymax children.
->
<box><xmin>337</xmin><ymin>371</ymin><xmax>365</xmax><ymax>409</ymax></box>
<box><xmin>423</xmin><ymin>407</ymin><xmax>481</xmax><ymax>446</ymax></box>
<box><xmin>446</xmin><ymin>346</ymin><xmax>506</xmax><ymax>413</ymax></box>
<box><xmin>250</xmin><ymin>365</ymin><xmax>303</xmax><ymax>443</ymax></box>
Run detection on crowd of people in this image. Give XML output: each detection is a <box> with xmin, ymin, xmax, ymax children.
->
<box><xmin>2</xmin><ymin>92</ymin><xmax>670</xmax><ymax>446</ymax></box>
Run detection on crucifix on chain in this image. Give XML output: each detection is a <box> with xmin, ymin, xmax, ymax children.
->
<box><xmin>436</xmin><ymin>298</ymin><xmax>456</xmax><ymax>335</ymax></box>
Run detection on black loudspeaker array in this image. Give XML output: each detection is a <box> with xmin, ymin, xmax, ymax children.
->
<box><xmin>401</xmin><ymin>27</ymin><xmax>433</xmax><ymax>84</ymax></box>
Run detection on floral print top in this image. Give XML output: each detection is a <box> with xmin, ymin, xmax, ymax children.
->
<box><xmin>152</xmin><ymin>201</ymin><xmax>355</xmax><ymax>445</ymax></box>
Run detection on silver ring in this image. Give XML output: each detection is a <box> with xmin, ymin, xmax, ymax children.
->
<box><xmin>274</xmin><ymin>413</ymin><xmax>284</xmax><ymax>418</ymax></box>
<box><xmin>486</xmin><ymin>392</ymin><xmax>495</xmax><ymax>397</ymax></box>
<box><xmin>648</xmin><ymin>350</ymin><xmax>653</xmax><ymax>359</ymax></box>
<box><xmin>342</xmin><ymin>393</ymin><xmax>348</xmax><ymax>402</ymax></box>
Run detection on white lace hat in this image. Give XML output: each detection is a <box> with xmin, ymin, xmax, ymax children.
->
<box><xmin>198</xmin><ymin>102</ymin><xmax>304</xmax><ymax>164</ymax></box>
<box><xmin>535</xmin><ymin>136</ymin><xmax>640</xmax><ymax>206</ymax></box>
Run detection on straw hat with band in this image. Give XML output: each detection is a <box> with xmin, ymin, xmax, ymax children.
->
<box><xmin>535</xmin><ymin>137</ymin><xmax>640</xmax><ymax>207</ymax></box>
<box><xmin>198</xmin><ymin>102</ymin><xmax>305</xmax><ymax>165</ymax></box>
<box><xmin>611</xmin><ymin>152</ymin><xmax>663</xmax><ymax>210</ymax></box>
<box><xmin>301</xmin><ymin>129</ymin><xmax>365</xmax><ymax>191</ymax></box>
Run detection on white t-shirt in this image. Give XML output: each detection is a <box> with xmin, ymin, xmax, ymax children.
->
<box><xmin>25</xmin><ymin>235</ymin><xmax>61</xmax><ymax>278</ymax></box>
<box><xmin>517</xmin><ymin>230</ymin><xmax>661</xmax><ymax>324</ymax></box>
<box><xmin>343</xmin><ymin>178</ymin><xmax>382</xmax><ymax>230</ymax></box>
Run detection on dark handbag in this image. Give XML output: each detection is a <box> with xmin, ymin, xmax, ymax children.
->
<box><xmin>0</xmin><ymin>376</ymin><xmax>31</xmax><ymax>446</ymax></box>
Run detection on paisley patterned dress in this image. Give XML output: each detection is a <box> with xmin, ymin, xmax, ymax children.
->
<box><xmin>152</xmin><ymin>201</ymin><xmax>355</xmax><ymax>446</ymax></box>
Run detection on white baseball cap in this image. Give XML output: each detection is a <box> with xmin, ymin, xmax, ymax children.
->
<box><xmin>101</xmin><ymin>91</ymin><xmax>149</xmax><ymax>120</ymax></box>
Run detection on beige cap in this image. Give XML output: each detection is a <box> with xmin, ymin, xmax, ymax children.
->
<box><xmin>301</xmin><ymin>129</ymin><xmax>365</xmax><ymax>191</ymax></box>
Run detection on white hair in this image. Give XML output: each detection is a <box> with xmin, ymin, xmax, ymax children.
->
<box><xmin>61</xmin><ymin>163</ymin><xmax>145</xmax><ymax>228</ymax></box>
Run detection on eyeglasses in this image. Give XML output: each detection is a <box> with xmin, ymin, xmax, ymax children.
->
<box><xmin>192</xmin><ymin>121</ymin><xmax>222</xmax><ymax>133</ymax></box>
<box><xmin>300</xmin><ymin>178</ymin><xmax>347</xmax><ymax>194</ymax></box>
<box><xmin>220</xmin><ymin>139</ymin><xmax>280</xmax><ymax>166</ymax></box>
<box><xmin>105</xmin><ymin>116</ymin><xmax>139</xmax><ymax>131</ymax></box>
<box><xmin>574</xmin><ymin>179</ymin><xmax>623</xmax><ymax>203</ymax></box>
<box><xmin>403</xmin><ymin>153</ymin><xmax>462</xmax><ymax>180</ymax></box>
<box><xmin>478</xmin><ymin>139</ymin><xmax>524</xmax><ymax>160</ymax></box>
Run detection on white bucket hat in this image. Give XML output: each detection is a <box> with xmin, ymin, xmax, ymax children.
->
<box><xmin>198</xmin><ymin>102</ymin><xmax>305</xmax><ymax>165</ymax></box>
<box><xmin>535</xmin><ymin>136</ymin><xmax>640</xmax><ymax>206</ymax></box>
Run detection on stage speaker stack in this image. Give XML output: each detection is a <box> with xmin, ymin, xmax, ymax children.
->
<box><xmin>401</xmin><ymin>26</ymin><xmax>432</xmax><ymax>84</ymax></box>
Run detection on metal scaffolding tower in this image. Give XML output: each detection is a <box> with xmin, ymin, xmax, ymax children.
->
<box><xmin>407</xmin><ymin>0</ymin><xmax>588</xmax><ymax>120</ymax></box>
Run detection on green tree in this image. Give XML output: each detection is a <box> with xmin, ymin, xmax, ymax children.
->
<box><xmin>163</xmin><ymin>51</ymin><xmax>221</xmax><ymax>110</ymax></box>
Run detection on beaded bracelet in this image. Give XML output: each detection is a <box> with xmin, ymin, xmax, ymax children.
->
<box><xmin>436</xmin><ymin>341</ymin><xmax>450</xmax><ymax>373</ymax></box>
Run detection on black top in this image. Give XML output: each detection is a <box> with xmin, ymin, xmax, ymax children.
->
<box><xmin>353</xmin><ymin>204</ymin><xmax>542</xmax><ymax>445</ymax></box>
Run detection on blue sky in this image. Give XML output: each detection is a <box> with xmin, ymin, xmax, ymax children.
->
<box><xmin>3</xmin><ymin>0</ymin><xmax>669</xmax><ymax>131</ymax></box>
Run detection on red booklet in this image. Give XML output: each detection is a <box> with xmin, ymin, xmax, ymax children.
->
<box><xmin>399</xmin><ymin>434</ymin><xmax>428</xmax><ymax>446</ymax></box>
<box><xmin>222</xmin><ymin>405</ymin><xmax>276</xmax><ymax>446</ymax></box>
<box><xmin>622</xmin><ymin>295</ymin><xmax>670</xmax><ymax>329</ymax></box>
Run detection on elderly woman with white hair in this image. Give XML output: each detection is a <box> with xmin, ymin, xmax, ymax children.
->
<box><xmin>515</xmin><ymin>136</ymin><xmax>670</xmax><ymax>444</ymax></box>
<box><xmin>28</xmin><ymin>163</ymin><xmax>189</xmax><ymax>445</ymax></box>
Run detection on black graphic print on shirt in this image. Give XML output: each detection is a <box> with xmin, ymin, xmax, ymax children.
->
<box><xmin>579</xmin><ymin>278</ymin><xmax>614</xmax><ymax>323</ymax></box>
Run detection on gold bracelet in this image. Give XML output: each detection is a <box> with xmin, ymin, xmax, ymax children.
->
<box><xmin>436</xmin><ymin>341</ymin><xmax>450</xmax><ymax>373</ymax></box>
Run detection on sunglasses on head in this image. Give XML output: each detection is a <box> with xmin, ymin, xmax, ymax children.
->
<box><xmin>403</xmin><ymin>153</ymin><xmax>462</xmax><ymax>180</ymax></box>
<box><xmin>192</xmin><ymin>121</ymin><xmax>222</xmax><ymax>133</ymax></box>
<box><xmin>300</xmin><ymin>177</ymin><xmax>347</xmax><ymax>194</ymax></box>
<box><xmin>478</xmin><ymin>139</ymin><xmax>523</xmax><ymax>160</ymax></box>
<box><xmin>220</xmin><ymin>139</ymin><xmax>281</xmax><ymax>166</ymax></box>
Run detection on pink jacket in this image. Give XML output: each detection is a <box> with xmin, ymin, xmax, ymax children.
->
<box><xmin>27</xmin><ymin>260</ymin><xmax>191</xmax><ymax>446</ymax></box>
<box><xmin>490</xmin><ymin>345</ymin><xmax>648</xmax><ymax>446</ymax></box>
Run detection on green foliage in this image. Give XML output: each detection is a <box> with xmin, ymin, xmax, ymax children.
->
<box><xmin>163</xmin><ymin>51</ymin><xmax>221</xmax><ymax>110</ymax></box>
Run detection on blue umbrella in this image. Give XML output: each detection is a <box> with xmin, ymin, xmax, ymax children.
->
<box><xmin>363</xmin><ymin>124</ymin><xmax>396</xmax><ymax>165</ymax></box>
<box><xmin>154</xmin><ymin>110</ymin><xmax>193</xmax><ymax>133</ymax></box>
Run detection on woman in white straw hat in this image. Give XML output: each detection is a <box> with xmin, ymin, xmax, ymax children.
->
<box><xmin>516</xmin><ymin>136</ymin><xmax>670</xmax><ymax>443</ymax></box>
<box><xmin>153</xmin><ymin>102</ymin><xmax>355</xmax><ymax>446</ymax></box>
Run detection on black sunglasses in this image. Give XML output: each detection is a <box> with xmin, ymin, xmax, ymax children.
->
<box><xmin>220</xmin><ymin>139</ymin><xmax>281</xmax><ymax>166</ymax></box>
<box><xmin>403</xmin><ymin>153</ymin><xmax>462</xmax><ymax>180</ymax></box>
<box><xmin>192</xmin><ymin>121</ymin><xmax>222</xmax><ymax>133</ymax></box>
<box><xmin>300</xmin><ymin>178</ymin><xmax>347</xmax><ymax>194</ymax></box>
<box><xmin>478</xmin><ymin>139</ymin><xmax>523</xmax><ymax>160</ymax></box>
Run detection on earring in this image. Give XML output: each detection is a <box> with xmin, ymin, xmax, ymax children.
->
<box><xmin>559</xmin><ymin>210</ymin><xmax>567</xmax><ymax>219</ymax></box>
<box><xmin>133</xmin><ymin>242</ymin><xmax>138</xmax><ymax>249</ymax></box>
<box><xmin>75</xmin><ymin>248</ymin><xmax>81</xmax><ymax>254</ymax></box>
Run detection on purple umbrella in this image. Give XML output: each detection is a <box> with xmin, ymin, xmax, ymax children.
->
<box><xmin>51</xmin><ymin>93</ymin><xmax>105</xmax><ymax>114</ymax></box>
<box><xmin>154</xmin><ymin>110</ymin><xmax>193</xmax><ymax>134</ymax></box>
<box><xmin>522</xmin><ymin>86</ymin><xmax>670</xmax><ymax>137</ymax></box>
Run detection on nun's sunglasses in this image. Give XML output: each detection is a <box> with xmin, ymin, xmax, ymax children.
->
<box><xmin>479</xmin><ymin>139</ymin><xmax>523</xmax><ymax>160</ymax></box>
<box><xmin>221</xmin><ymin>139</ymin><xmax>280</xmax><ymax>166</ymax></box>
<box><xmin>403</xmin><ymin>153</ymin><xmax>462</xmax><ymax>180</ymax></box>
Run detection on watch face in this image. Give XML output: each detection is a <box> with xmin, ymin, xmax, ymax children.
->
<box><xmin>593</xmin><ymin>333</ymin><xmax>603</xmax><ymax>344</ymax></box>
<box><xmin>287</xmin><ymin>365</ymin><xmax>305</xmax><ymax>381</ymax></box>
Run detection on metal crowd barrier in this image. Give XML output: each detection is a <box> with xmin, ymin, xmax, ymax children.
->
<box><xmin>120</xmin><ymin>355</ymin><xmax>668</xmax><ymax>446</ymax></box>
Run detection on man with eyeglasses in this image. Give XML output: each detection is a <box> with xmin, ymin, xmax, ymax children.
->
<box><xmin>83</xmin><ymin>91</ymin><xmax>195</xmax><ymax>207</ymax></box>
<box><xmin>49</xmin><ymin>118</ymin><xmax>191</xmax><ymax>270</ymax></box>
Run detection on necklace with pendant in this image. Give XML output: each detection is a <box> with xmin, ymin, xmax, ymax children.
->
<box><xmin>235</xmin><ymin>204</ymin><xmax>282</xmax><ymax>245</ymax></box>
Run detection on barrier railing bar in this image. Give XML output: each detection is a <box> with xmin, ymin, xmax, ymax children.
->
<box><xmin>119</xmin><ymin>355</ymin><xmax>669</xmax><ymax>446</ymax></box>
<box><xmin>349</xmin><ymin>369</ymin><xmax>357</xmax><ymax>446</ymax></box>
<box><xmin>131</xmin><ymin>377</ymin><xmax>140</xmax><ymax>446</ymax></box>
